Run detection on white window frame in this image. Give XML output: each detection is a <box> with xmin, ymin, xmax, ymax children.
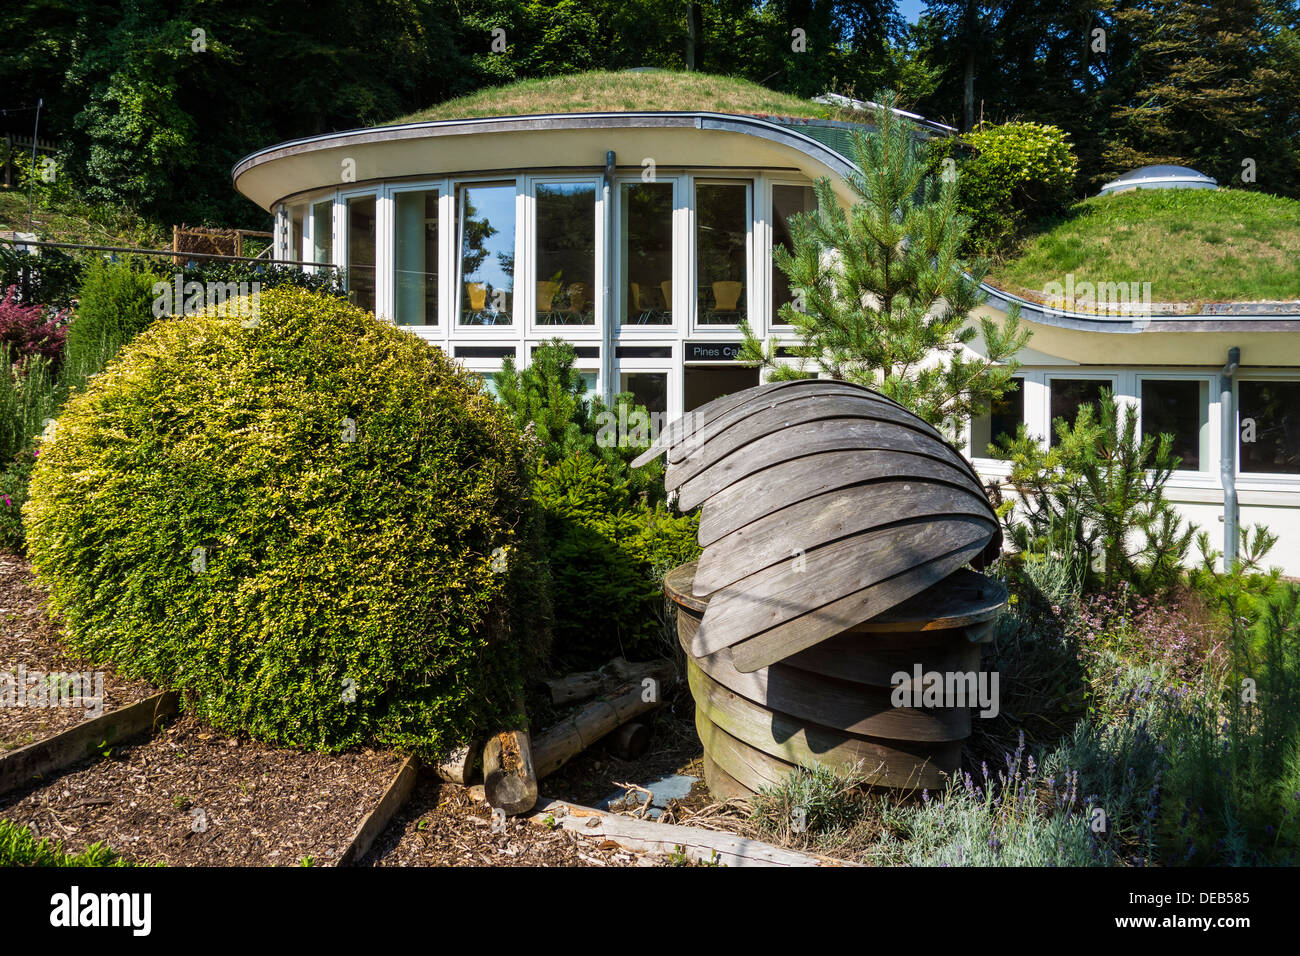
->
<box><xmin>689</xmin><ymin>176</ymin><xmax>754</xmax><ymax>337</ymax></box>
<box><xmin>452</xmin><ymin>177</ymin><xmax>523</xmax><ymax>334</ymax></box>
<box><xmin>766</xmin><ymin>177</ymin><xmax>818</xmax><ymax>334</ymax></box>
<box><xmin>613</xmin><ymin>175</ymin><xmax>682</xmax><ymax>338</ymax></box>
<box><xmin>525</xmin><ymin>174</ymin><xmax>603</xmax><ymax>340</ymax></box>
<box><xmin>1235</xmin><ymin>373</ymin><xmax>1300</xmax><ymax>488</ymax></box>
<box><xmin>1136</xmin><ymin>371</ymin><xmax>1216</xmax><ymax>480</ymax></box>
<box><xmin>386</xmin><ymin>178</ymin><xmax>448</xmax><ymax>338</ymax></box>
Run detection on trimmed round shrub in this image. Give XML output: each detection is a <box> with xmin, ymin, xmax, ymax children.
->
<box><xmin>24</xmin><ymin>286</ymin><xmax>546</xmax><ymax>758</ymax></box>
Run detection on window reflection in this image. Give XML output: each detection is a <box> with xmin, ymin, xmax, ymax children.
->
<box><xmin>772</xmin><ymin>184</ymin><xmax>816</xmax><ymax>323</ymax></box>
<box><xmin>346</xmin><ymin>196</ymin><xmax>376</xmax><ymax>312</ymax></box>
<box><xmin>536</xmin><ymin>182</ymin><xmax>595</xmax><ymax>326</ymax></box>
<box><xmin>620</xmin><ymin>182</ymin><xmax>673</xmax><ymax>325</ymax></box>
<box><xmin>696</xmin><ymin>183</ymin><xmax>748</xmax><ymax>326</ymax></box>
<box><xmin>395</xmin><ymin>190</ymin><xmax>438</xmax><ymax>326</ymax></box>
<box><xmin>459</xmin><ymin>184</ymin><xmax>516</xmax><ymax>325</ymax></box>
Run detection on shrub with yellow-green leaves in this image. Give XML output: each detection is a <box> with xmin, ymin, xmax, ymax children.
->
<box><xmin>24</xmin><ymin>286</ymin><xmax>548</xmax><ymax>759</ymax></box>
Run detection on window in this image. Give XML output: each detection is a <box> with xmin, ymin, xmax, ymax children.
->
<box><xmin>346</xmin><ymin>196</ymin><xmax>376</xmax><ymax>312</ymax></box>
<box><xmin>620</xmin><ymin>372</ymin><xmax>668</xmax><ymax>417</ymax></box>
<box><xmin>696</xmin><ymin>182</ymin><xmax>749</xmax><ymax>326</ymax></box>
<box><xmin>458</xmin><ymin>183</ymin><xmax>516</xmax><ymax>325</ymax></box>
<box><xmin>1141</xmin><ymin>379</ymin><xmax>1209</xmax><ymax>472</ymax></box>
<box><xmin>1049</xmin><ymin>378</ymin><xmax>1110</xmax><ymax>446</ymax></box>
<box><xmin>311</xmin><ymin>200</ymin><xmax>333</xmax><ymax>265</ymax></box>
<box><xmin>971</xmin><ymin>377</ymin><xmax>1024</xmax><ymax>456</ymax></box>
<box><xmin>771</xmin><ymin>184</ymin><xmax>816</xmax><ymax>323</ymax></box>
<box><xmin>289</xmin><ymin>205</ymin><xmax>305</xmax><ymax>263</ymax></box>
<box><xmin>535</xmin><ymin>182</ymin><xmax>596</xmax><ymax>326</ymax></box>
<box><xmin>1239</xmin><ymin>380</ymin><xmax>1300</xmax><ymax>475</ymax></box>
<box><xmin>620</xmin><ymin>182</ymin><xmax>673</xmax><ymax>325</ymax></box>
<box><xmin>394</xmin><ymin>189</ymin><xmax>438</xmax><ymax>326</ymax></box>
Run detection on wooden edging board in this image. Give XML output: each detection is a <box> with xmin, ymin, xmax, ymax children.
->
<box><xmin>338</xmin><ymin>754</ymin><xmax>419</xmax><ymax>866</ymax></box>
<box><xmin>524</xmin><ymin>797</ymin><xmax>852</xmax><ymax>867</ymax></box>
<box><xmin>0</xmin><ymin>691</ymin><xmax>179</xmax><ymax>798</ymax></box>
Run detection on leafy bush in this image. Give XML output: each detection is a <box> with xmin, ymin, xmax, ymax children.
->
<box><xmin>0</xmin><ymin>348</ymin><xmax>60</xmax><ymax>464</ymax></box>
<box><xmin>0</xmin><ymin>285</ymin><xmax>69</xmax><ymax>365</ymax></box>
<box><xmin>0</xmin><ymin>454</ymin><xmax>35</xmax><ymax>550</ymax></box>
<box><xmin>536</xmin><ymin>453</ymin><xmax>698</xmax><ymax>668</ymax></box>
<box><xmin>24</xmin><ymin>286</ymin><xmax>547</xmax><ymax>758</ymax></box>
<box><xmin>992</xmin><ymin>389</ymin><xmax>1194</xmax><ymax>594</ymax></box>
<box><xmin>0</xmin><ymin>819</ymin><xmax>133</xmax><ymax>867</ymax></box>
<box><xmin>493</xmin><ymin>338</ymin><xmax>664</xmax><ymax>502</ymax></box>
<box><xmin>176</xmin><ymin>259</ymin><xmax>346</xmax><ymax>298</ymax></box>
<box><xmin>61</xmin><ymin>258</ymin><xmax>165</xmax><ymax>392</ymax></box>
<box><xmin>933</xmin><ymin>120</ymin><xmax>1079</xmax><ymax>256</ymax></box>
<box><xmin>0</xmin><ymin>245</ymin><xmax>84</xmax><ymax>309</ymax></box>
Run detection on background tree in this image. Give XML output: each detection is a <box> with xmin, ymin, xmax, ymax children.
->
<box><xmin>739</xmin><ymin>92</ymin><xmax>1029</xmax><ymax>447</ymax></box>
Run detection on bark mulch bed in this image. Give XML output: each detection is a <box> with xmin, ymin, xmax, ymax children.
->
<box><xmin>361</xmin><ymin>775</ymin><xmax>659</xmax><ymax>867</ymax></box>
<box><xmin>0</xmin><ymin>712</ymin><xmax>402</xmax><ymax>866</ymax></box>
<box><xmin>0</xmin><ymin>550</ymin><xmax>156</xmax><ymax>751</ymax></box>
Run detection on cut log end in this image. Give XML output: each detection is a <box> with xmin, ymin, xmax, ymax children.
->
<box><xmin>483</xmin><ymin>730</ymin><xmax>538</xmax><ymax>816</ymax></box>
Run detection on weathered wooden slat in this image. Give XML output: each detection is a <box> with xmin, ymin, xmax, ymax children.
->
<box><xmin>697</xmin><ymin>449</ymin><xmax>987</xmax><ymax>546</ymax></box>
<box><xmin>693</xmin><ymin>516</ymin><xmax>994</xmax><ymax>652</ymax></box>
<box><xmin>633</xmin><ymin>378</ymin><xmax>903</xmax><ymax>469</ymax></box>
<box><xmin>727</xmin><ymin>536</ymin><xmax>992</xmax><ymax>673</ymax></box>
<box><xmin>675</xmin><ymin>417</ymin><xmax>973</xmax><ymax>511</ymax></box>
<box><xmin>695</xmin><ymin>708</ymin><xmax>792</xmax><ymax>793</ymax></box>
<box><xmin>682</xmin><ymin>627</ymin><xmax>971</xmax><ymax>742</ymax></box>
<box><xmin>687</xmin><ymin>659</ymin><xmax>960</xmax><ymax>787</ymax></box>
<box><xmin>846</xmin><ymin>568</ymin><xmax>1009</xmax><ymax>633</ymax></box>
<box><xmin>667</xmin><ymin>394</ymin><xmax>949</xmax><ymax>492</ymax></box>
<box><xmin>694</xmin><ymin>480</ymin><xmax>989</xmax><ymax>595</ymax></box>
<box><xmin>778</xmin><ymin>628</ymin><xmax>982</xmax><ymax>687</ymax></box>
<box><xmin>339</xmin><ymin>754</ymin><xmax>418</xmax><ymax>866</ymax></box>
<box><xmin>701</xmin><ymin>750</ymin><xmax>754</xmax><ymax>800</ymax></box>
<box><xmin>670</xmin><ymin>383</ymin><xmax>924</xmax><ymax>465</ymax></box>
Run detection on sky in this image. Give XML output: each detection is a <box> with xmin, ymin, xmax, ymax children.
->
<box><xmin>896</xmin><ymin>0</ymin><xmax>926</xmax><ymax>24</ymax></box>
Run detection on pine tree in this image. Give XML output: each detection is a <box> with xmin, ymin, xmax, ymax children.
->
<box><xmin>739</xmin><ymin>90</ymin><xmax>1029</xmax><ymax>447</ymax></box>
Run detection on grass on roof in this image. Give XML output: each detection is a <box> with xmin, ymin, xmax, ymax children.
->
<box><xmin>391</xmin><ymin>70</ymin><xmax>838</xmax><ymax>125</ymax></box>
<box><xmin>988</xmin><ymin>188</ymin><xmax>1300</xmax><ymax>305</ymax></box>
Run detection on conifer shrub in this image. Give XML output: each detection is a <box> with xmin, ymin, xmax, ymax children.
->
<box><xmin>24</xmin><ymin>286</ymin><xmax>546</xmax><ymax>757</ymax></box>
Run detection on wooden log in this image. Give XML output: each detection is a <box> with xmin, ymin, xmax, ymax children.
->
<box><xmin>525</xmin><ymin>797</ymin><xmax>848</xmax><ymax>867</ymax></box>
<box><xmin>338</xmin><ymin>754</ymin><xmax>418</xmax><ymax>866</ymax></box>
<box><xmin>608</xmin><ymin>721</ymin><xmax>651</xmax><ymax>761</ymax></box>
<box><xmin>0</xmin><ymin>692</ymin><xmax>178</xmax><ymax>797</ymax></box>
<box><xmin>531</xmin><ymin>664</ymin><xmax>673</xmax><ymax>779</ymax></box>
<box><xmin>434</xmin><ymin>742</ymin><xmax>480</xmax><ymax>785</ymax></box>
<box><xmin>483</xmin><ymin>730</ymin><xmax>539</xmax><ymax>816</ymax></box>
<box><xmin>545</xmin><ymin>657</ymin><xmax>672</xmax><ymax>707</ymax></box>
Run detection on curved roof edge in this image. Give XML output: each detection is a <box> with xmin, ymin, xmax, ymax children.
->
<box><xmin>231</xmin><ymin>111</ymin><xmax>858</xmax><ymax>204</ymax></box>
<box><xmin>979</xmin><ymin>282</ymin><xmax>1300</xmax><ymax>333</ymax></box>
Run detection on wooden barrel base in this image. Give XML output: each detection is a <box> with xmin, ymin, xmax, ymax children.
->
<box><xmin>668</xmin><ymin>561</ymin><xmax>1006</xmax><ymax>800</ymax></box>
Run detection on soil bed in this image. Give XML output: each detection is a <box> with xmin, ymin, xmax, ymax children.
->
<box><xmin>0</xmin><ymin>551</ymin><xmax>156</xmax><ymax>751</ymax></box>
<box><xmin>0</xmin><ymin>712</ymin><xmax>401</xmax><ymax>866</ymax></box>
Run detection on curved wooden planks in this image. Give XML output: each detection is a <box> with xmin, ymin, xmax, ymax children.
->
<box><xmin>679</xmin><ymin>616</ymin><xmax>971</xmax><ymax>742</ymax></box>
<box><xmin>688</xmin><ymin>659</ymin><xmax>962</xmax><ymax>788</ymax></box>
<box><xmin>676</xmin><ymin>417</ymin><xmax>974</xmax><ymax>511</ymax></box>
<box><xmin>727</xmin><ymin>537</ymin><xmax>991</xmax><ymax>673</ymax></box>
<box><xmin>666</xmin><ymin>393</ymin><xmax>947</xmax><ymax>492</ymax></box>
<box><xmin>697</xmin><ymin>450</ymin><xmax>988</xmax><ymax>547</ymax></box>
<box><xmin>693</xmin><ymin>516</ymin><xmax>994</xmax><ymax>654</ymax></box>
<box><xmin>694</xmin><ymin>480</ymin><xmax>990</xmax><ymax>595</ymax></box>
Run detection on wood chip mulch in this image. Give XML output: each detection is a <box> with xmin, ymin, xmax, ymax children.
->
<box><xmin>361</xmin><ymin>776</ymin><xmax>660</xmax><ymax>867</ymax></box>
<box><xmin>0</xmin><ymin>551</ymin><xmax>156</xmax><ymax>751</ymax></box>
<box><xmin>0</xmin><ymin>713</ymin><xmax>403</xmax><ymax>866</ymax></box>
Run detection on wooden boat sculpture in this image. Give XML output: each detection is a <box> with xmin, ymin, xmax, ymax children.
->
<box><xmin>634</xmin><ymin>379</ymin><xmax>1003</xmax><ymax>674</ymax></box>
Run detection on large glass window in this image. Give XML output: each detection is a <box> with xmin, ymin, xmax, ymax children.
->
<box><xmin>696</xmin><ymin>183</ymin><xmax>749</xmax><ymax>326</ymax></box>
<box><xmin>346</xmin><ymin>196</ymin><xmax>376</xmax><ymax>312</ymax></box>
<box><xmin>771</xmin><ymin>184</ymin><xmax>816</xmax><ymax>324</ymax></box>
<box><xmin>971</xmin><ymin>377</ymin><xmax>1024</xmax><ymax>455</ymax></box>
<box><xmin>1049</xmin><ymin>378</ymin><xmax>1110</xmax><ymax>446</ymax></box>
<box><xmin>1141</xmin><ymin>379</ymin><xmax>1209</xmax><ymax>471</ymax></box>
<box><xmin>458</xmin><ymin>183</ymin><xmax>516</xmax><ymax>325</ymax></box>
<box><xmin>289</xmin><ymin>205</ymin><xmax>305</xmax><ymax>263</ymax></box>
<box><xmin>535</xmin><ymin>182</ymin><xmax>595</xmax><ymax>326</ymax></box>
<box><xmin>394</xmin><ymin>189</ymin><xmax>439</xmax><ymax>326</ymax></box>
<box><xmin>1239</xmin><ymin>380</ymin><xmax>1300</xmax><ymax>475</ymax></box>
<box><xmin>620</xmin><ymin>182</ymin><xmax>673</xmax><ymax>326</ymax></box>
<box><xmin>620</xmin><ymin>372</ymin><xmax>668</xmax><ymax>417</ymax></box>
<box><xmin>311</xmin><ymin>200</ymin><xmax>333</xmax><ymax>265</ymax></box>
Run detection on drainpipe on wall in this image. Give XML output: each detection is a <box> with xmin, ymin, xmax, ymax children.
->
<box><xmin>601</xmin><ymin>150</ymin><xmax>616</xmax><ymax>405</ymax></box>
<box><xmin>1220</xmin><ymin>346</ymin><xmax>1240</xmax><ymax>569</ymax></box>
